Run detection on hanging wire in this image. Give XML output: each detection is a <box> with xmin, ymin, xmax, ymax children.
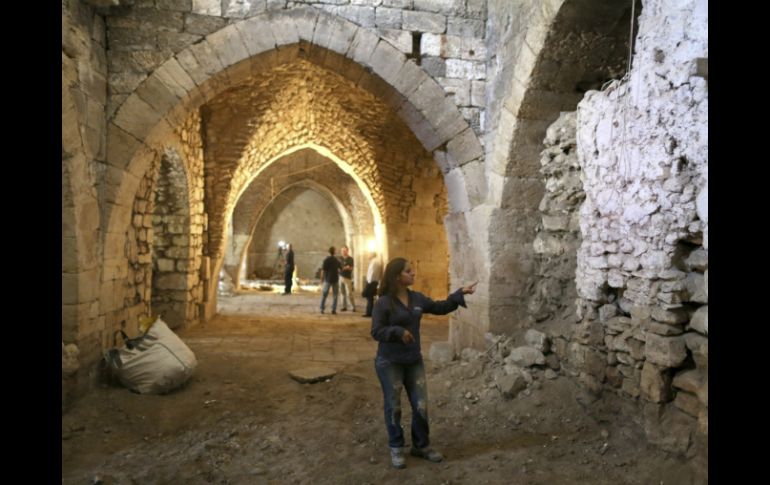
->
<box><xmin>627</xmin><ymin>0</ymin><xmax>637</xmax><ymax>74</ymax></box>
<box><xmin>618</xmin><ymin>0</ymin><xmax>638</xmax><ymax>185</ymax></box>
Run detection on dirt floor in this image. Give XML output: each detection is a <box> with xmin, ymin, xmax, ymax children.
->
<box><xmin>62</xmin><ymin>291</ymin><xmax>704</xmax><ymax>484</ymax></box>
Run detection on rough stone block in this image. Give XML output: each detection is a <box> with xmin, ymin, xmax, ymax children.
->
<box><xmin>683</xmin><ymin>332</ymin><xmax>708</xmax><ymax>368</ymax></box>
<box><xmin>255</xmin><ymin>14</ymin><xmax>295</xmax><ymax>49</ymax></box>
<box><xmin>643</xmin><ymin>403</ymin><xmax>693</xmax><ymax>455</ymax></box>
<box><xmin>112</xmin><ymin>95</ymin><xmax>163</xmax><ymax>141</ymax></box>
<box><xmin>414</xmin><ymin>0</ymin><xmax>463</xmax><ymax>15</ymax></box>
<box><xmin>375</xmin><ymin>7</ymin><xmax>402</xmax><ymax>29</ymax></box>
<box><xmin>135</xmin><ymin>74</ymin><xmax>181</xmax><ymax>116</ymax></box>
<box><xmin>458</xmin><ymin>158</ymin><xmax>486</xmax><ymax>207</ymax></box>
<box><xmin>192</xmin><ymin>0</ymin><xmax>220</xmax><ymax>16</ymax></box>
<box><xmin>645</xmin><ymin>334</ymin><xmax>688</xmax><ymax>368</ymax></box>
<box><xmin>524</xmin><ymin>329</ymin><xmax>549</xmax><ymax>353</ymax></box>
<box><xmin>107</xmin><ymin>28</ymin><xmax>157</xmax><ymax>52</ymax></box>
<box><xmin>188</xmin><ymin>39</ymin><xmax>225</xmax><ymax>79</ymax></box>
<box><xmin>583</xmin><ymin>348</ymin><xmax>606</xmax><ymax>380</ymax></box>
<box><xmin>347</xmin><ymin>27</ymin><xmax>380</xmax><ymax>66</ymax></box>
<box><xmin>382</xmin><ymin>0</ymin><xmax>412</xmax><ymax>7</ymax></box>
<box><xmin>391</xmin><ymin>59</ymin><xmax>427</xmax><ymax>99</ymax></box>
<box><xmin>673</xmin><ymin>391</ymin><xmax>700</xmax><ymax>418</ymax></box>
<box><xmin>641</xmin><ymin>362</ymin><xmax>673</xmax><ymax>403</ymax></box>
<box><xmin>319</xmin><ymin>14</ymin><xmax>358</xmax><ymax>56</ymax></box>
<box><xmin>448</xmin><ymin>18</ymin><xmax>484</xmax><ymax>37</ymax></box>
<box><xmin>286</xmin><ymin>8</ymin><xmax>319</xmax><ymax>42</ymax></box>
<box><xmin>368</xmin><ymin>40</ymin><xmax>406</xmax><ymax>86</ymax></box>
<box><xmin>445</xmin><ymin>59</ymin><xmax>485</xmax><ymax>79</ymax></box>
<box><xmin>437</xmin><ymin>77</ymin><xmax>470</xmax><ymax>106</ymax></box>
<box><xmin>672</xmin><ymin>369</ymin><xmax>703</xmax><ymax>395</ymax></box>
<box><xmin>402</xmin><ymin>10</ymin><xmax>446</xmax><ymax>33</ymax></box>
<box><xmin>684</xmin><ymin>249</ymin><xmax>707</xmax><ymax>271</ymax></box>
<box><xmin>465</xmin><ymin>0</ymin><xmax>486</xmax><ymax>18</ymax></box>
<box><xmin>207</xmin><ymin>25</ymin><xmax>250</xmax><ymax>68</ymax></box>
<box><xmin>685</xmin><ymin>272</ymin><xmax>707</xmax><ymax>303</ymax></box>
<box><xmin>497</xmin><ymin>369</ymin><xmax>527</xmax><ymax>399</ymax></box>
<box><xmin>334</xmin><ymin>6</ymin><xmax>376</xmax><ymax>28</ymax></box>
<box><xmin>507</xmin><ymin>346</ymin><xmax>545</xmax><ymax>367</ymax></box>
<box><xmin>156</xmin><ymin>273</ymin><xmax>188</xmax><ymax>290</ymax></box>
<box><xmin>443</xmin><ymin>166</ymin><xmax>470</xmax><ymax>212</ymax></box>
<box><xmin>407</xmin><ymin>75</ymin><xmax>445</xmax><ymax>117</ymax></box>
<box><xmin>643</xmin><ymin>320</ymin><xmax>684</xmax><ymax>336</ymax></box>
<box><xmin>154</xmin><ymin>57</ymin><xmax>197</xmax><ymax>99</ymax></box>
<box><xmin>447</xmin><ymin>127</ymin><xmax>483</xmax><ymax>166</ymax></box>
<box><xmin>185</xmin><ymin>13</ymin><xmax>226</xmax><ymax>36</ymax></box>
<box><xmin>176</xmin><ymin>49</ymin><xmax>207</xmax><ymax>85</ymax></box>
<box><xmin>650</xmin><ymin>306</ymin><xmax>689</xmax><ymax>324</ymax></box>
<box><xmin>688</xmin><ymin>306</ymin><xmax>707</xmax><ymax>335</ymax></box>
<box><xmin>377</xmin><ymin>28</ymin><xmax>412</xmax><ymax>54</ymax></box>
<box><xmin>223</xmin><ymin>0</ymin><xmax>260</xmax><ymax>18</ymax></box>
<box><xmin>427</xmin><ymin>98</ymin><xmax>468</xmax><ymax>144</ymax></box>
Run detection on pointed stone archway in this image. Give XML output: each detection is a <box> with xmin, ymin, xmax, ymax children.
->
<box><xmin>102</xmin><ymin>7</ymin><xmax>479</xmax><ymax>331</ymax></box>
<box><xmin>227</xmin><ymin>148</ymin><xmax>376</xmax><ymax>290</ymax></box>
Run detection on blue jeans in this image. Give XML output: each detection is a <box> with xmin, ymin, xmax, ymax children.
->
<box><xmin>374</xmin><ymin>357</ymin><xmax>430</xmax><ymax>449</ymax></box>
<box><xmin>320</xmin><ymin>281</ymin><xmax>339</xmax><ymax>312</ymax></box>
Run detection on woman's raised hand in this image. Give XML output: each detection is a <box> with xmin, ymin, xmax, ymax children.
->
<box><xmin>462</xmin><ymin>282</ymin><xmax>478</xmax><ymax>295</ymax></box>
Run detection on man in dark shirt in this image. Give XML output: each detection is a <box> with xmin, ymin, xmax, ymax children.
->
<box><xmin>338</xmin><ymin>245</ymin><xmax>357</xmax><ymax>312</ymax></box>
<box><xmin>320</xmin><ymin>246</ymin><xmax>342</xmax><ymax>314</ymax></box>
<box><xmin>282</xmin><ymin>243</ymin><xmax>295</xmax><ymax>295</ymax></box>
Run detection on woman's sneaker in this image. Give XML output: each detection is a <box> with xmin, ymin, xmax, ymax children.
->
<box><xmin>410</xmin><ymin>446</ymin><xmax>444</xmax><ymax>462</ymax></box>
<box><xmin>390</xmin><ymin>447</ymin><xmax>406</xmax><ymax>469</ymax></box>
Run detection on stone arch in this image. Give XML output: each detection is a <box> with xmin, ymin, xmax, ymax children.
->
<box><xmin>228</xmin><ymin>148</ymin><xmax>375</xmax><ymax>288</ymax></box>
<box><xmin>150</xmin><ymin>147</ymin><xmax>193</xmax><ymax>329</ymax></box>
<box><xmin>241</xmin><ymin>180</ymin><xmax>354</xmax><ymax>284</ymax></box>
<box><xmin>105</xmin><ymin>5</ymin><xmax>478</xmax><ymax>245</ymax></box>
<box><xmin>104</xmin><ymin>7</ymin><xmax>474</xmax><ymax>322</ymax></box>
<box><xmin>484</xmin><ymin>0</ymin><xmax>642</xmax><ymax>336</ymax></box>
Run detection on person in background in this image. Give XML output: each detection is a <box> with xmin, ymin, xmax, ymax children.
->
<box><xmin>362</xmin><ymin>252</ymin><xmax>382</xmax><ymax>317</ymax></box>
<box><xmin>283</xmin><ymin>243</ymin><xmax>294</xmax><ymax>295</ymax></box>
<box><xmin>338</xmin><ymin>246</ymin><xmax>357</xmax><ymax>312</ymax></box>
<box><xmin>319</xmin><ymin>246</ymin><xmax>342</xmax><ymax>314</ymax></box>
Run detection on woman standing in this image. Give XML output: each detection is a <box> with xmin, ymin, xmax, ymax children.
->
<box><xmin>370</xmin><ymin>257</ymin><xmax>477</xmax><ymax>469</ymax></box>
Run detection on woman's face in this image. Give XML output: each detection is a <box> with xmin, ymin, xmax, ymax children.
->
<box><xmin>398</xmin><ymin>263</ymin><xmax>415</xmax><ymax>287</ymax></box>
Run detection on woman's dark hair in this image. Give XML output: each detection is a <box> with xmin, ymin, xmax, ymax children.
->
<box><xmin>378</xmin><ymin>257</ymin><xmax>408</xmax><ymax>297</ymax></box>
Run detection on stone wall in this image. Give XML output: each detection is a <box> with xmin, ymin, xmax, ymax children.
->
<box><xmin>104</xmin><ymin>0</ymin><xmax>488</xmax><ymax>134</ymax></box>
<box><xmin>557</xmin><ymin>0</ymin><xmax>707</xmax><ymax>458</ymax></box>
<box><xmin>98</xmin><ymin>2</ymin><xmax>485</xmax><ymax>328</ymax></box>
<box><xmin>528</xmin><ymin>111</ymin><xmax>583</xmax><ymax>325</ymax></box>
<box><xmin>450</xmin><ymin>0</ymin><xmax>639</xmax><ymax>353</ymax></box>
<box><xmin>172</xmin><ymin>113</ymin><xmax>208</xmax><ymax>325</ymax></box>
<box><xmin>151</xmin><ymin>150</ymin><xmax>189</xmax><ymax>327</ymax></box>
<box><xmin>388</xmin><ymin>154</ymin><xmax>450</xmax><ymax>298</ymax></box>
<box><xmin>62</xmin><ymin>0</ymin><xmax>108</xmax><ymax>409</ymax></box>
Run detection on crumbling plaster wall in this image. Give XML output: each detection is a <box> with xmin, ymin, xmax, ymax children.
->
<box><xmin>543</xmin><ymin>0</ymin><xmax>708</xmax><ymax>458</ymax></box>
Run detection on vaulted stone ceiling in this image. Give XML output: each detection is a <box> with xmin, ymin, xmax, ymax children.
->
<box><xmin>200</xmin><ymin>58</ymin><xmax>434</xmax><ymax>261</ymax></box>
